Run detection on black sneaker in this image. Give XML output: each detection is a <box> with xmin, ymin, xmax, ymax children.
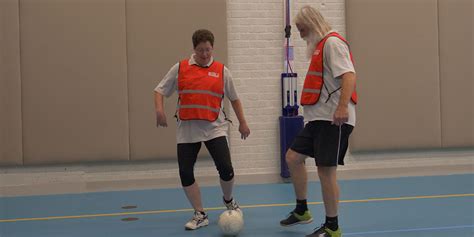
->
<box><xmin>306</xmin><ymin>224</ymin><xmax>342</xmax><ymax>237</ymax></box>
<box><xmin>280</xmin><ymin>210</ymin><xmax>313</xmax><ymax>226</ymax></box>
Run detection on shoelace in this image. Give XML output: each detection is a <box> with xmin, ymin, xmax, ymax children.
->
<box><xmin>312</xmin><ymin>224</ymin><xmax>327</xmax><ymax>232</ymax></box>
<box><xmin>226</xmin><ymin>200</ymin><xmax>239</xmax><ymax>210</ymax></box>
<box><xmin>287</xmin><ymin>209</ymin><xmax>300</xmax><ymax>217</ymax></box>
<box><xmin>192</xmin><ymin>212</ymin><xmax>204</xmax><ymax>222</ymax></box>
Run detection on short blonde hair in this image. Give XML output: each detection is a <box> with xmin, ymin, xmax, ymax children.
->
<box><xmin>295</xmin><ymin>5</ymin><xmax>332</xmax><ymax>38</ymax></box>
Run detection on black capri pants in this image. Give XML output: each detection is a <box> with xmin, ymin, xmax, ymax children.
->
<box><xmin>177</xmin><ymin>136</ymin><xmax>234</xmax><ymax>187</ymax></box>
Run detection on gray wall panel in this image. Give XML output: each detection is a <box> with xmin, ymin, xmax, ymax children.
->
<box><xmin>20</xmin><ymin>0</ymin><xmax>129</xmax><ymax>164</ymax></box>
<box><xmin>439</xmin><ymin>0</ymin><xmax>474</xmax><ymax>147</ymax></box>
<box><xmin>0</xmin><ymin>0</ymin><xmax>23</xmax><ymax>165</ymax></box>
<box><xmin>346</xmin><ymin>0</ymin><xmax>442</xmax><ymax>151</ymax></box>
<box><xmin>127</xmin><ymin>0</ymin><xmax>228</xmax><ymax>160</ymax></box>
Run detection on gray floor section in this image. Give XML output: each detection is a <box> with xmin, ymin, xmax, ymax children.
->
<box><xmin>0</xmin><ymin>149</ymin><xmax>473</xmax><ymax>197</ymax></box>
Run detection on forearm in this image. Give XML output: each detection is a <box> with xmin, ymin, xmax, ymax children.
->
<box><xmin>154</xmin><ymin>91</ymin><xmax>165</xmax><ymax>112</ymax></box>
<box><xmin>337</xmin><ymin>72</ymin><xmax>356</xmax><ymax>108</ymax></box>
<box><xmin>230</xmin><ymin>99</ymin><xmax>247</xmax><ymax>125</ymax></box>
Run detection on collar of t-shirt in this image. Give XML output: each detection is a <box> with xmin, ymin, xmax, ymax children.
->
<box><xmin>189</xmin><ymin>54</ymin><xmax>214</xmax><ymax>68</ymax></box>
<box><xmin>313</xmin><ymin>30</ymin><xmax>338</xmax><ymax>47</ymax></box>
<box><xmin>324</xmin><ymin>30</ymin><xmax>337</xmax><ymax>37</ymax></box>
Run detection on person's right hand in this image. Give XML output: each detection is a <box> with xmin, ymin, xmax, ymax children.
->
<box><xmin>156</xmin><ymin>111</ymin><xmax>168</xmax><ymax>127</ymax></box>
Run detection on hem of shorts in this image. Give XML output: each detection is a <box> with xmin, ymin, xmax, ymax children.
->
<box><xmin>315</xmin><ymin>162</ymin><xmax>344</xmax><ymax>167</ymax></box>
<box><xmin>289</xmin><ymin>147</ymin><xmax>314</xmax><ymax>158</ymax></box>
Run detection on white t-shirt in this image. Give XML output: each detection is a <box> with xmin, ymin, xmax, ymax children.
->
<box><xmin>154</xmin><ymin>55</ymin><xmax>239</xmax><ymax>144</ymax></box>
<box><xmin>303</xmin><ymin>33</ymin><xmax>357</xmax><ymax>126</ymax></box>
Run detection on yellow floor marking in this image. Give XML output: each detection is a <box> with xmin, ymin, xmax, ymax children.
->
<box><xmin>1</xmin><ymin>193</ymin><xmax>472</xmax><ymax>223</ymax></box>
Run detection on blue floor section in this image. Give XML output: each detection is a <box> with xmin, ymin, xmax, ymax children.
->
<box><xmin>1</xmin><ymin>174</ymin><xmax>473</xmax><ymax>237</ymax></box>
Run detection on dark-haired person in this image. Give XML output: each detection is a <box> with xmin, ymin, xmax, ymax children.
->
<box><xmin>154</xmin><ymin>29</ymin><xmax>250</xmax><ymax>230</ymax></box>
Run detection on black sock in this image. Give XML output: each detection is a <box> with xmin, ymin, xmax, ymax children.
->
<box><xmin>325</xmin><ymin>216</ymin><xmax>338</xmax><ymax>231</ymax></box>
<box><xmin>223</xmin><ymin>197</ymin><xmax>233</xmax><ymax>204</ymax></box>
<box><xmin>294</xmin><ymin>199</ymin><xmax>308</xmax><ymax>215</ymax></box>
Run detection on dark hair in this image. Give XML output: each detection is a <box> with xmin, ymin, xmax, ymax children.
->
<box><xmin>192</xmin><ymin>29</ymin><xmax>214</xmax><ymax>48</ymax></box>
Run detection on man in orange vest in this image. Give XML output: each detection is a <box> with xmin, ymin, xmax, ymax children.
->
<box><xmin>154</xmin><ymin>29</ymin><xmax>250</xmax><ymax>231</ymax></box>
<box><xmin>279</xmin><ymin>6</ymin><xmax>357</xmax><ymax>237</ymax></box>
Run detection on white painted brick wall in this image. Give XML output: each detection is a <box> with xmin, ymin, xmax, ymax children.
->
<box><xmin>226</xmin><ymin>0</ymin><xmax>347</xmax><ymax>174</ymax></box>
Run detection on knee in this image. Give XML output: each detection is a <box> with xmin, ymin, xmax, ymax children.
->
<box><xmin>317</xmin><ymin>170</ymin><xmax>329</xmax><ymax>180</ymax></box>
<box><xmin>218</xmin><ymin>165</ymin><xmax>234</xmax><ymax>182</ymax></box>
<box><xmin>285</xmin><ymin>150</ymin><xmax>303</xmax><ymax>166</ymax></box>
<box><xmin>179</xmin><ymin>168</ymin><xmax>195</xmax><ymax>187</ymax></box>
<box><xmin>317</xmin><ymin>167</ymin><xmax>336</xmax><ymax>181</ymax></box>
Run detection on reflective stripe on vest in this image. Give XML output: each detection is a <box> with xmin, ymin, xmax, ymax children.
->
<box><xmin>178</xmin><ymin>104</ymin><xmax>220</xmax><ymax>113</ymax></box>
<box><xmin>179</xmin><ymin>89</ymin><xmax>223</xmax><ymax>98</ymax></box>
<box><xmin>300</xmin><ymin>32</ymin><xmax>358</xmax><ymax>106</ymax></box>
<box><xmin>302</xmin><ymin>88</ymin><xmax>321</xmax><ymax>94</ymax></box>
<box><xmin>177</xmin><ymin>59</ymin><xmax>224</xmax><ymax>121</ymax></box>
<box><xmin>307</xmin><ymin>71</ymin><xmax>323</xmax><ymax>77</ymax></box>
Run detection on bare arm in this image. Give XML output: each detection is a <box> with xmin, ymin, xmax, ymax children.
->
<box><xmin>230</xmin><ymin>99</ymin><xmax>250</xmax><ymax>139</ymax></box>
<box><xmin>154</xmin><ymin>91</ymin><xmax>168</xmax><ymax>127</ymax></box>
<box><xmin>333</xmin><ymin>72</ymin><xmax>356</xmax><ymax>126</ymax></box>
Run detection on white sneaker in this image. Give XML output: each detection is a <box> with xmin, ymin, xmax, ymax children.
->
<box><xmin>224</xmin><ymin>197</ymin><xmax>243</xmax><ymax>216</ymax></box>
<box><xmin>184</xmin><ymin>211</ymin><xmax>209</xmax><ymax>230</ymax></box>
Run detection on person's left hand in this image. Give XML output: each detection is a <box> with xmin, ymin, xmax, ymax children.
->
<box><xmin>239</xmin><ymin>123</ymin><xmax>250</xmax><ymax>140</ymax></box>
<box><xmin>332</xmin><ymin>106</ymin><xmax>349</xmax><ymax>126</ymax></box>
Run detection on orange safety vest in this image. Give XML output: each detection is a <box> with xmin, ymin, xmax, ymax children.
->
<box><xmin>177</xmin><ymin>59</ymin><xmax>224</xmax><ymax>122</ymax></box>
<box><xmin>300</xmin><ymin>32</ymin><xmax>358</xmax><ymax>106</ymax></box>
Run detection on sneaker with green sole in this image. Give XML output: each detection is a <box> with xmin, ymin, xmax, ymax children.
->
<box><xmin>280</xmin><ymin>210</ymin><xmax>313</xmax><ymax>226</ymax></box>
<box><xmin>306</xmin><ymin>224</ymin><xmax>341</xmax><ymax>237</ymax></box>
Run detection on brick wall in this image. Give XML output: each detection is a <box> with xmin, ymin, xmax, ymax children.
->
<box><xmin>226</xmin><ymin>0</ymin><xmax>347</xmax><ymax>174</ymax></box>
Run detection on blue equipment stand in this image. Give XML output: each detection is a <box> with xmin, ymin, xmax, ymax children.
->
<box><xmin>280</xmin><ymin>2</ymin><xmax>303</xmax><ymax>179</ymax></box>
<box><xmin>279</xmin><ymin>72</ymin><xmax>304</xmax><ymax>179</ymax></box>
<box><xmin>279</xmin><ymin>115</ymin><xmax>304</xmax><ymax>178</ymax></box>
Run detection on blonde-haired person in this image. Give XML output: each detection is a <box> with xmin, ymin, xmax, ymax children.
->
<box><xmin>279</xmin><ymin>5</ymin><xmax>358</xmax><ymax>237</ymax></box>
<box><xmin>154</xmin><ymin>29</ymin><xmax>250</xmax><ymax>231</ymax></box>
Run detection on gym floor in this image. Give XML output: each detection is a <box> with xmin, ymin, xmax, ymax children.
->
<box><xmin>1</xmin><ymin>173</ymin><xmax>473</xmax><ymax>237</ymax></box>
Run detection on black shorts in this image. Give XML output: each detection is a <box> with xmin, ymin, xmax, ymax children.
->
<box><xmin>290</xmin><ymin>120</ymin><xmax>354</xmax><ymax>166</ymax></box>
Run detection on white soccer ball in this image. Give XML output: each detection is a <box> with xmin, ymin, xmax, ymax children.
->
<box><xmin>217</xmin><ymin>210</ymin><xmax>244</xmax><ymax>236</ymax></box>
